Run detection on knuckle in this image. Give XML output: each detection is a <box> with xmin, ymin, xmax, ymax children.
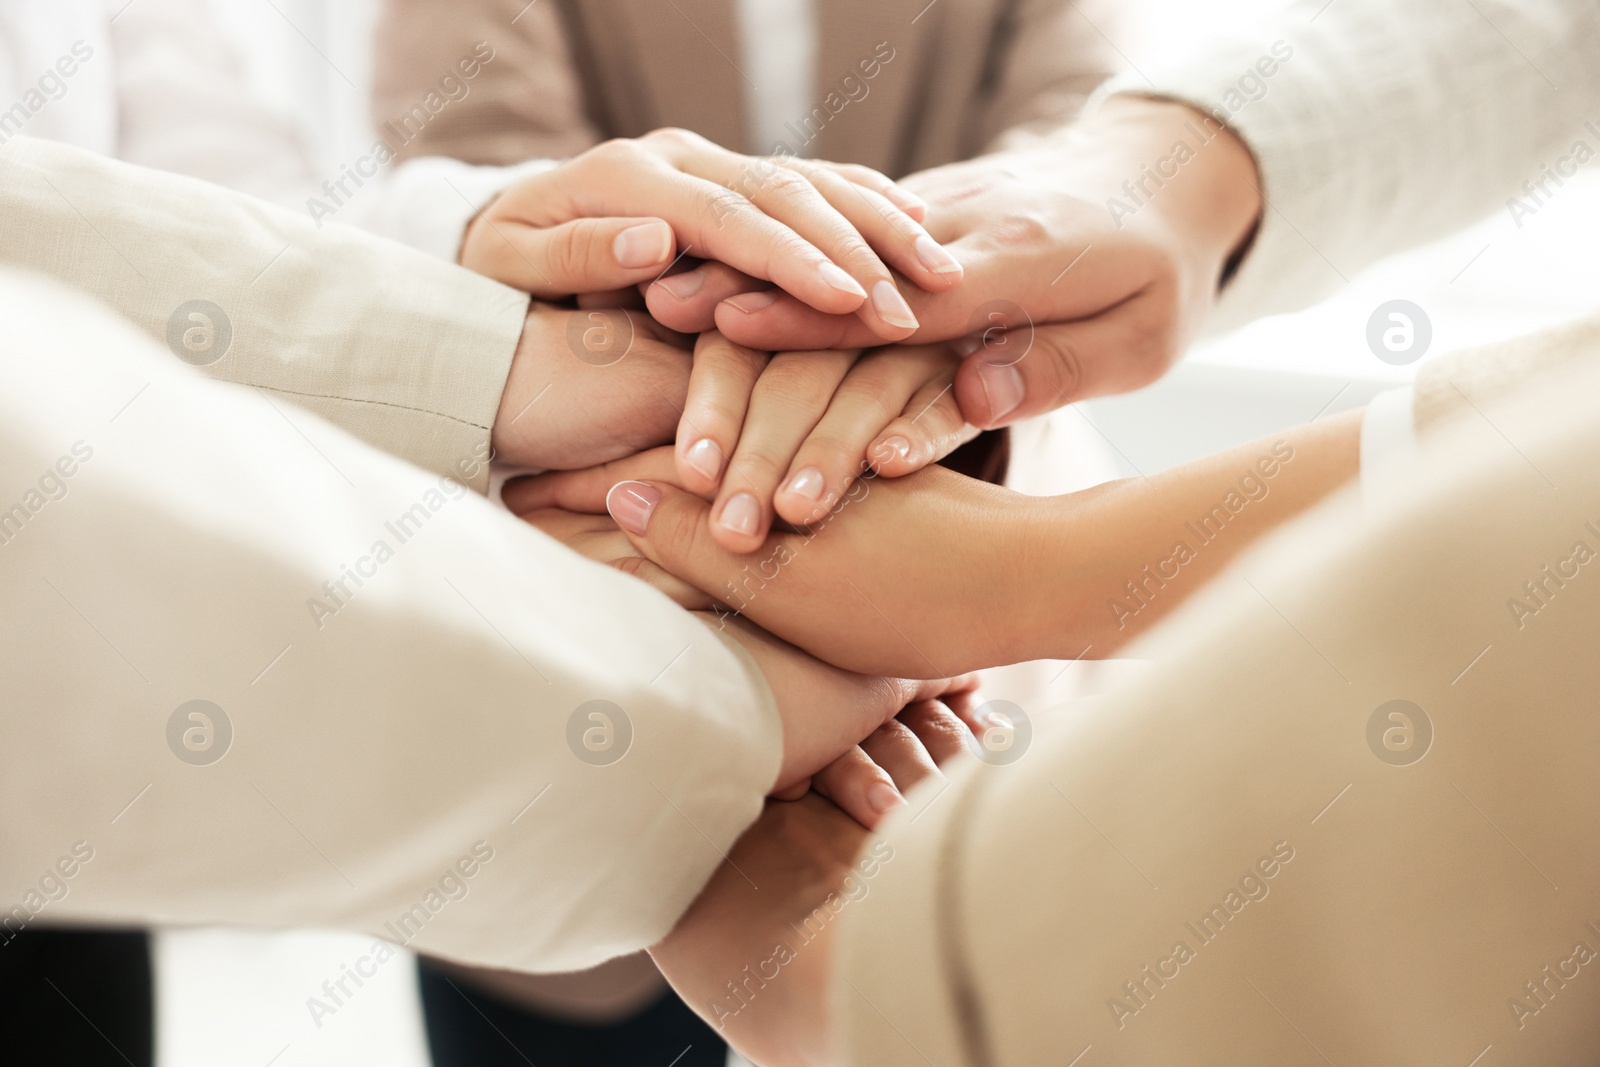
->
<box><xmin>610</xmin><ymin>554</ymin><xmax>650</xmax><ymax>577</ymax></box>
<box><xmin>652</xmin><ymin>493</ymin><xmax>705</xmax><ymax>556</ymax></box>
<box><xmin>756</xmin><ymin>357</ymin><xmax>842</xmax><ymax>412</ymax></box>
<box><xmin>983</xmin><ymin>210</ymin><xmax>1052</xmax><ymax>250</ymax></box>
<box><xmin>644</xmin><ymin>126</ymin><xmax>703</xmax><ymax>151</ymax></box>
<box><xmin>764</xmin><ymin>230</ymin><xmax>815</xmax><ymax>269</ymax></box>
<box><xmin>831</xmin><ymin>162</ymin><xmax>889</xmax><ymax>190</ymax></box>
<box><xmin>1030</xmin><ymin>328</ymin><xmax>1084</xmax><ymax>404</ymax></box>
<box><xmin>584</xmin><ymin>137</ymin><xmax>638</xmax><ymax>167</ymax></box>
<box><xmin>750</xmin><ymin>167</ymin><xmax>814</xmax><ymax>205</ymax></box>
<box><xmin>725</xmin><ymin>445</ymin><xmax>787</xmax><ymax>488</ymax></box>
<box><xmin>871</xmin><ymin>718</ymin><xmax>918</xmax><ymax>748</ymax></box>
<box><xmin>546</xmin><ymin>223</ymin><xmax>594</xmax><ymax>282</ymax></box>
<box><xmin>926</xmin><ymin>392</ymin><xmax>967</xmax><ymax>435</ymax></box>
<box><xmin>797</xmin><ymin>435</ymin><xmax>864</xmax><ymax>481</ymax></box>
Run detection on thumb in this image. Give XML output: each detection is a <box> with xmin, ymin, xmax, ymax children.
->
<box><xmin>606</xmin><ymin>480</ymin><xmax>756</xmax><ymax>605</ymax></box>
<box><xmin>469</xmin><ymin>217</ymin><xmax>677</xmax><ymax>298</ymax></box>
<box><xmin>952</xmin><ymin>305</ymin><xmax>1175</xmax><ymax>429</ymax></box>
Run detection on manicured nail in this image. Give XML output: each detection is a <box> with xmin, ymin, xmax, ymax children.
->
<box><xmin>613</xmin><ymin>221</ymin><xmax>673</xmax><ymax>268</ymax></box>
<box><xmin>977</xmin><ymin>359</ymin><xmax>1024</xmax><ymax>423</ymax></box>
<box><xmin>817</xmin><ymin>262</ymin><xmax>868</xmax><ymax>299</ymax></box>
<box><xmin>883</xmin><ymin>185</ymin><xmax>928</xmax><ymax>215</ymax></box>
<box><xmin>914</xmin><ymin>234</ymin><xmax>962</xmax><ymax>275</ymax></box>
<box><xmin>718</xmin><ymin>492</ymin><xmax>761</xmax><ymax>537</ymax></box>
<box><xmin>725</xmin><ymin>291</ymin><xmax>780</xmax><ymax>314</ymax></box>
<box><xmin>655</xmin><ymin>269</ymin><xmax>706</xmax><ymax>301</ymax></box>
<box><xmin>784</xmin><ymin>467</ymin><xmax>826</xmax><ymax>501</ymax></box>
<box><xmin>867</xmin><ymin>782</ymin><xmax>904</xmax><ymax>816</ymax></box>
<box><xmin>606</xmin><ymin>481</ymin><xmax>661</xmax><ymax>536</ymax></box>
<box><xmin>684</xmin><ymin>437</ymin><xmax>724</xmax><ymax>481</ymax></box>
<box><xmin>876</xmin><ymin>436</ymin><xmax>911</xmax><ymax>464</ymax></box>
<box><xmin>870</xmin><ymin>281</ymin><xmax>919</xmax><ymax>330</ymax></box>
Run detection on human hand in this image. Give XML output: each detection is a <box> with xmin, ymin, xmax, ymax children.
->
<box><xmin>511</xmin><ymin>411</ymin><xmax>1365</xmax><ymax>676</ymax></box>
<box><xmin>488</xmin><ymin>303</ymin><xmax>692</xmax><ymax>470</ymax></box>
<box><xmin>514</xmin><ymin>500</ymin><xmax>979</xmax><ymax>820</ymax></box>
<box><xmin>648</xmin><ymin>98</ymin><xmax>1263</xmax><ymax>427</ymax></box>
<box><xmin>668</xmin><ymin>331</ymin><xmax>976</xmax><ymax>551</ymax></box>
<box><xmin>708</xmin><ymin>614</ymin><xmax>975</xmax><ymax>802</ymax></box>
<box><xmin>461</xmin><ymin>128</ymin><xmax>964</xmax><ymax>342</ymax></box>
<box><xmin>507</xmin><ymin>459</ymin><xmax>1044</xmax><ymax>677</ymax></box>
<box><xmin>649</xmin><ymin>700</ymin><xmax>977</xmax><ymax>1065</ymax></box>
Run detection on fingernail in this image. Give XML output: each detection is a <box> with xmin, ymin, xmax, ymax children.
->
<box><xmin>876</xmin><ymin>436</ymin><xmax>911</xmax><ymax>463</ymax></box>
<box><xmin>718</xmin><ymin>492</ymin><xmax>761</xmax><ymax>537</ymax></box>
<box><xmin>867</xmin><ymin>782</ymin><xmax>904</xmax><ymax>816</ymax></box>
<box><xmin>655</xmin><ymin>269</ymin><xmax>706</xmax><ymax>301</ymax></box>
<box><xmin>817</xmin><ymin>262</ymin><xmax>868</xmax><ymax>299</ymax></box>
<box><xmin>684</xmin><ymin>437</ymin><xmax>724</xmax><ymax>481</ymax></box>
<box><xmin>606</xmin><ymin>481</ymin><xmax>662</xmax><ymax>536</ymax></box>
<box><xmin>870</xmin><ymin>281</ymin><xmax>919</xmax><ymax>330</ymax></box>
<box><xmin>725</xmin><ymin>291</ymin><xmax>779</xmax><ymax>314</ymax></box>
<box><xmin>784</xmin><ymin>467</ymin><xmax>826</xmax><ymax>501</ymax></box>
<box><xmin>883</xmin><ymin>185</ymin><xmax>928</xmax><ymax>215</ymax></box>
<box><xmin>977</xmin><ymin>359</ymin><xmax>1024</xmax><ymax>423</ymax></box>
<box><xmin>914</xmin><ymin>234</ymin><xmax>962</xmax><ymax>275</ymax></box>
<box><xmin>613</xmin><ymin>221</ymin><xmax>673</xmax><ymax>268</ymax></box>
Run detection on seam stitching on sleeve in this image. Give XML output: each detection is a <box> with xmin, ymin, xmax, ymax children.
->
<box><xmin>253</xmin><ymin>384</ymin><xmax>490</xmax><ymax>431</ymax></box>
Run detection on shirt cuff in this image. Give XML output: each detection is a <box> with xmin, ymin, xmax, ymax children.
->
<box><xmin>351</xmin><ymin>157</ymin><xmax>561</xmax><ymax>263</ymax></box>
<box><xmin>1359</xmin><ymin>385</ymin><xmax>1419</xmax><ymax>511</ymax></box>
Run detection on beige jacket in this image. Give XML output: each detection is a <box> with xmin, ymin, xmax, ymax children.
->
<box><xmin>372</xmin><ymin>0</ymin><xmax>1117</xmax><ymax>177</ymax></box>
<box><xmin>0</xmin><ymin>136</ymin><xmax>783</xmax><ymax>972</ymax></box>
<box><xmin>841</xmin><ymin>325</ymin><xmax>1600</xmax><ymax>1063</ymax></box>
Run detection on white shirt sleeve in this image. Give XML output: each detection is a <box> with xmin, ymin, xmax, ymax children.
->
<box><xmin>104</xmin><ymin>0</ymin><xmax>554</xmax><ymax>263</ymax></box>
<box><xmin>1358</xmin><ymin>385</ymin><xmax>1419</xmax><ymax>512</ymax></box>
<box><xmin>0</xmin><ymin>266</ymin><xmax>781</xmax><ymax>973</ymax></box>
<box><xmin>333</xmin><ymin>155</ymin><xmax>560</xmax><ymax>263</ymax></box>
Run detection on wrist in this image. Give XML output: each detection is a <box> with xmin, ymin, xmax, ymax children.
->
<box><xmin>1088</xmin><ymin>96</ymin><xmax>1262</xmax><ymax>263</ymax></box>
<box><xmin>489</xmin><ymin>310</ymin><xmax>536</xmax><ymax>462</ymax></box>
<box><xmin>989</xmin><ymin>490</ymin><xmax>1081</xmax><ymax>666</ymax></box>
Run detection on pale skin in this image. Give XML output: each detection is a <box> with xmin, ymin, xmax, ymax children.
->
<box><xmin>468</xmin><ymin>135</ymin><xmax>990</xmax><ymax>798</ymax></box>
<box><xmin>478</xmin><ymin>100</ymin><xmax>1265</xmax><ymax>545</ymax></box>
<box><xmin>508</xmin><ymin>408</ymin><xmax>1362</xmax><ymax>677</ymax></box>
<box><xmin>473</xmin><ymin>129</ymin><xmax>968</xmax><ymax>471</ymax></box>
<box><xmin>447</xmin><ymin>128</ymin><xmax>991</xmax><ymax>1021</ymax></box>
<box><xmin>509</xmin><ymin>410</ymin><xmax>1361</xmax><ymax>1065</ymax></box>
<box><xmin>600</xmin><ymin>97</ymin><xmax>1267</xmax><ymax>549</ymax></box>
<box><xmin>651</xmin><ymin>703</ymin><xmax>975</xmax><ymax>1067</ymax></box>
<box><xmin>469</xmin><ymin>100</ymin><xmax>1278</xmax><ymax>1048</ymax></box>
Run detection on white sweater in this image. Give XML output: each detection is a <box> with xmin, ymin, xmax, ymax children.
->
<box><xmin>1105</xmin><ymin>0</ymin><xmax>1600</xmax><ymax>333</ymax></box>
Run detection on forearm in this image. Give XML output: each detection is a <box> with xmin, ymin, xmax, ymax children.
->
<box><xmin>0</xmin><ymin>271</ymin><xmax>779</xmax><ymax>973</ymax></box>
<box><xmin>1041</xmin><ymin>96</ymin><xmax>1263</xmax><ymax>289</ymax></box>
<box><xmin>1007</xmin><ymin>409</ymin><xmax>1362</xmax><ymax>661</ymax></box>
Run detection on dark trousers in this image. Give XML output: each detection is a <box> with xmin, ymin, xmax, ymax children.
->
<box><xmin>0</xmin><ymin>930</ymin><xmax>724</xmax><ymax>1066</ymax></box>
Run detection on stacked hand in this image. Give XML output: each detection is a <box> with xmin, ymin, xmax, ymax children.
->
<box><xmin>457</xmin><ymin>95</ymin><xmax>1273</xmax><ymax>1067</ymax></box>
<box><xmin>650</xmin><ymin>718</ymin><xmax>975</xmax><ymax>1066</ymax></box>
<box><xmin>473</xmin><ymin>131</ymin><xmax>1001</xmax><ymax>829</ymax></box>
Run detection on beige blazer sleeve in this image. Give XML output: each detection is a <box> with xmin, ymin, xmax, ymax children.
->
<box><xmin>840</xmin><ymin>343</ymin><xmax>1600</xmax><ymax>1062</ymax></box>
<box><xmin>0</xmin><ymin>135</ymin><xmax>528</xmax><ymax>493</ymax></box>
<box><xmin>0</xmin><ymin>266</ymin><xmax>781</xmax><ymax>973</ymax></box>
